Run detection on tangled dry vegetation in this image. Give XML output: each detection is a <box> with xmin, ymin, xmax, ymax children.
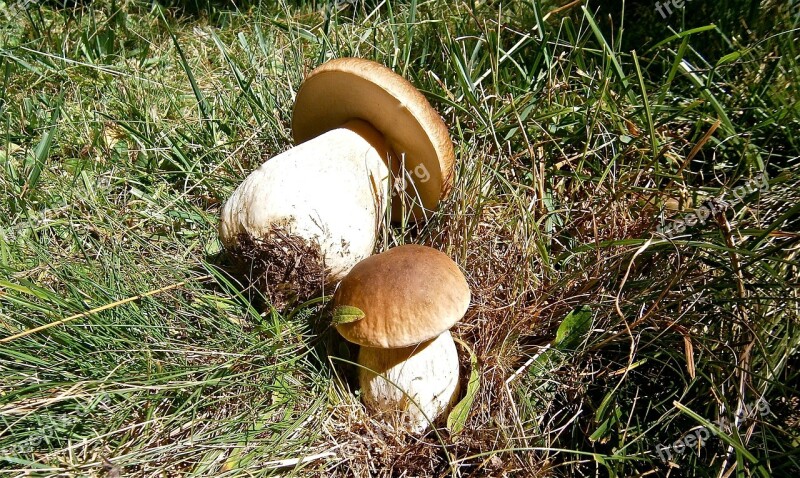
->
<box><xmin>0</xmin><ymin>0</ymin><xmax>798</xmax><ymax>477</ymax></box>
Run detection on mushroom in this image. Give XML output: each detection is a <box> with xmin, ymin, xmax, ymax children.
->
<box><xmin>357</xmin><ymin>331</ymin><xmax>460</xmax><ymax>433</ymax></box>
<box><xmin>219</xmin><ymin>58</ymin><xmax>455</xmax><ymax>286</ymax></box>
<box><xmin>333</xmin><ymin>245</ymin><xmax>471</xmax><ymax>432</ymax></box>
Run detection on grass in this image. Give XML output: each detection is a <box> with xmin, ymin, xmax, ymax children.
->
<box><xmin>1</xmin><ymin>0</ymin><xmax>798</xmax><ymax>475</ymax></box>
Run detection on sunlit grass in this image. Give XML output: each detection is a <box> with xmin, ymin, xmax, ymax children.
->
<box><xmin>1</xmin><ymin>0</ymin><xmax>798</xmax><ymax>476</ymax></box>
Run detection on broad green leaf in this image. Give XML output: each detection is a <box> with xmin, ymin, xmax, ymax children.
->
<box><xmin>527</xmin><ymin>306</ymin><xmax>593</xmax><ymax>379</ymax></box>
<box><xmin>554</xmin><ymin>305</ymin><xmax>593</xmax><ymax>350</ymax></box>
<box><xmin>447</xmin><ymin>338</ymin><xmax>480</xmax><ymax>434</ymax></box>
<box><xmin>331</xmin><ymin>305</ymin><xmax>365</xmax><ymax>325</ymax></box>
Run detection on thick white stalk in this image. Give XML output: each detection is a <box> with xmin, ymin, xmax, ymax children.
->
<box><xmin>219</xmin><ymin>120</ymin><xmax>391</xmax><ymax>280</ymax></box>
<box><xmin>358</xmin><ymin>331</ymin><xmax>460</xmax><ymax>433</ymax></box>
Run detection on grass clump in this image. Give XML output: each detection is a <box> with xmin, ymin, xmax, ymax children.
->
<box><xmin>1</xmin><ymin>0</ymin><xmax>798</xmax><ymax>476</ymax></box>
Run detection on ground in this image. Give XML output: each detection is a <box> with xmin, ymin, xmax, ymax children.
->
<box><xmin>1</xmin><ymin>0</ymin><xmax>798</xmax><ymax>476</ymax></box>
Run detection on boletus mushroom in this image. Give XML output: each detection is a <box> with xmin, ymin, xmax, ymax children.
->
<box><xmin>333</xmin><ymin>245</ymin><xmax>471</xmax><ymax>432</ymax></box>
<box><xmin>218</xmin><ymin>59</ymin><xmax>455</xmax><ymax>302</ymax></box>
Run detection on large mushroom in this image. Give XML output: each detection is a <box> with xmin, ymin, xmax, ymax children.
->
<box><xmin>219</xmin><ymin>59</ymin><xmax>455</xmax><ymax>297</ymax></box>
<box><xmin>333</xmin><ymin>245</ymin><xmax>471</xmax><ymax>432</ymax></box>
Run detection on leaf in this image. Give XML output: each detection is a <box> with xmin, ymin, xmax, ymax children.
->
<box><xmin>525</xmin><ymin>307</ymin><xmax>593</xmax><ymax>379</ymax></box>
<box><xmin>594</xmin><ymin>389</ymin><xmax>617</xmax><ymax>423</ymax></box>
<box><xmin>25</xmin><ymin>104</ymin><xmax>60</xmax><ymax>195</ymax></box>
<box><xmin>716</xmin><ymin>50</ymin><xmax>743</xmax><ymax>67</ymax></box>
<box><xmin>554</xmin><ymin>305</ymin><xmax>593</xmax><ymax>350</ymax></box>
<box><xmin>447</xmin><ymin>338</ymin><xmax>480</xmax><ymax>434</ymax></box>
<box><xmin>528</xmin><ymin>346</ymin><xmax>560</xmax><ymax>377</ymax></box>
<box><xmin>673</xmin><ymin>401</ymin><xmax>770</xmax><ymax>478</ymax></box>
<box><xmin>590</xmin><ymin>407</ymin><xmax>621</xmax><ymax>444</ymax></box>
<box><xmin>331</xmin><ymin>305</ymin><xmax>365</xmax><ymax>325</ymax></box>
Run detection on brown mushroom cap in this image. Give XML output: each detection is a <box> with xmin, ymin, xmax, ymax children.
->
<box><xmin>333</xmin><ymin>244</ymin><xmax>470</xmax><ymax>348</ymax></box>
<box><xmin>292</xmin><ymin>58</ymin><xmax>455</xmax><ymax>219</ymax></box>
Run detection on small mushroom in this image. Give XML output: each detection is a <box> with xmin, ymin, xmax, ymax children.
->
<box><xmin>219</xmin><ymin>58</ymin><xmax>455</xmax><ymax>281</ymax></box>
<box><xmin>333</xmin><ymin>245</ymin><xmax>471</xmax><ymax>432</ymax></box>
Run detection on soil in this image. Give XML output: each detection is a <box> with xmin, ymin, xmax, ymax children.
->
<box><xmin>227</xmin><ymin>228</ymin><xmax>330</xmax><ymax>310</ymax></box>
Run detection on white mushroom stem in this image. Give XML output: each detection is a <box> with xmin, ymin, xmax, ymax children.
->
<box><xmin>219</xmin><ymin>120</ymin><xmax>393</xmax><ymax>280</ymax></box>
<box><xmin>358</xmin><ymin>331</ymin><xmax>460</xmax><ymax>433</ymax></box>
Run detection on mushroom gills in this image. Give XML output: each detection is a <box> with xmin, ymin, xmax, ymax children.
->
<box><xmin>358</xmin><ymin>331</ymin><xmax>460</xmax><ymax>433</ymax></box>
<box><xmin>219</xmin><ymin>120</ymin><xmax>393</xmax><ymax>280</ymax></box>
